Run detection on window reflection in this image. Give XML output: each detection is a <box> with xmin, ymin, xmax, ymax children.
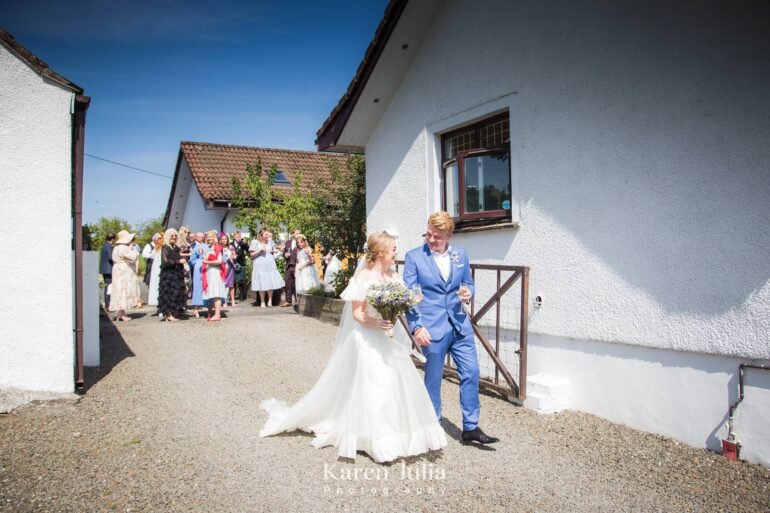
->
<box><xmin>463</xmin><ymin>153</ymin><xmax>510</xmax><ymax>213</ymax></box>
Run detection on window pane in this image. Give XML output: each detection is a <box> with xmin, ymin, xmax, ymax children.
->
<box><xmin>444</xmin><ymin>129</ymin><xmax>476</xmax><ymax>160</ymax></box>
<box><xmin>463</xmin><ymin>153</ymin><xmax>510</xmax><ymax>213</ymax></box>
<box><xmin>444</xmin><ymin>163</ymin><xmax>460</xmax><ymax>217</ymax></box>
<box><xmin>480</xmin><ymin>118</ymin><xmax>509</xmax><ymax>148</ymax></box>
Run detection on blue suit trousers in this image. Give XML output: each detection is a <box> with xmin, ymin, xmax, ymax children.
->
<box><xmin>423</xmin><ymin>327</ymin><xmax>480</xmax><ymax>431</ymax></box>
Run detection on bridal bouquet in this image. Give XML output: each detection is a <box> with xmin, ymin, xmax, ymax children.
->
<box><xmin>366</xmin><ymin>281</ymin><xmax>419</xmax><ymax>325</ymax></box>
<box><xmin>366</xmin><ymin>281</ymin><xmax>426</xmax><ymax>362</ymax></box>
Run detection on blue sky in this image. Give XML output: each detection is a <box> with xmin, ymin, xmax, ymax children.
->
<box><xmin>1</xmin><ymin>0</ymin><xmax>387</xmax><ymax>225</ymax></box>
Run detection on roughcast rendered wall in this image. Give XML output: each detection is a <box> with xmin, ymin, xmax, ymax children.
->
<box><xmin>366</xmin><ymin>0</ymin><xmax>770</xmax><ymax>361</ymax></box>
<box><xmin>361</xmin><ymin>0</ymin><xmax>770</xmax><ymax>465</ymax></box>
<box><xmin>0</xmin><ymin>44</ymin><xmax>76</xmax><ymax>392</ymax></box>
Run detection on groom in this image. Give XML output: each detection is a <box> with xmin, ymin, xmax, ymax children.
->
<box><xmin>404</xmin><ymin>211</ymin><xmax>499</xmax><ymax>445</ymax></box>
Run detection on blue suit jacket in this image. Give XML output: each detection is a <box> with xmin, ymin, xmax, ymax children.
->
<box><xmin>404</xmin><ymin>244</ymin><xmax>475</xmax><ymax>341</ymax></box>
<box><xmin>99</xmin><ymin>243</ymin><xmax>113</xmax><ymax>274</ymax></box>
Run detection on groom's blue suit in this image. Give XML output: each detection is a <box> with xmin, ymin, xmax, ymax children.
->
<box><xmin>404</xmin><ymin>244</ymin><xmax>480</xmax><ymax>431</ymax></box>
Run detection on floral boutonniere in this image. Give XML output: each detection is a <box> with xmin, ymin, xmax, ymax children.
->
<box><xmin>451</xmin><ymin>251</ymin><xmax>461</xmax><ymax>266</ymax></box>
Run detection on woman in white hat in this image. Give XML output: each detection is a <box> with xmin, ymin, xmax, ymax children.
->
<box><xmin>109</xmin><ymin>230</ymin><xmax>141</xmax><ymax>321</ymax></box>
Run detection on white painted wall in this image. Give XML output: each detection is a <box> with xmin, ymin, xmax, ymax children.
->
<box><xmin>364</xmin><ymin>0</ymin><xmax>770</xmax><ymax>464</ymax></box>
<box><xmin>166</xmin><ymin>158</ymin><xmax>240</xmax><ymax>234</ymax></box>
<box><xmin>525</xmin><ymin>334</ymin><xmax>770</xmax><ymax>465</ymax></box>
<box><xmin>165</xmin><ymin>157</ymin><xmax>194</xmax><ymax>229</ymax></box>
<box><xmin>0</xmin><ymin>43</ymin><xmax>76</xmax><ymax>392</ymax></box>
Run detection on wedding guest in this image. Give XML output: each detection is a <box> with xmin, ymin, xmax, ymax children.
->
<box><xmin>109</xmin><ymin>230</ymin><xmax>140</xmax><ymax>322</ymax></box>
<box><xmin>323</xmin><ymin>251</ymin><xmax>343</xmax><ymax>290</ymax></box>
<box><xmin>294</xmin><ymin>234</ymin><xmax>320</xmax><ymax>294</ymax></box>
<box><xmin>99</xmin><ymin>233</ymin><xmax>115</xmax><ymax>310</ymax></box>
<box><xmin>145</xmin><ymin>232</ymin><xmax>163</xmax><ymax>310</ymax></box>
<box><xmin>281</xmin><ymin>228</ymin><xmax>301</xmax><ymax>306</ymax></box>
<box><xmin>142</xmin><ymin>233</ymin><xmax>160</xmax><ymax>287</ymax></box>
<box><xmin>130</xmin><ymin>240</ymin><xmax>145</xmax><ymax>307</ymax></box>
<box><xmin>232</xmin><ymin>231</ymin><xmax>250</xmax><ymax>302</ymax></box>
<box><xmin>202</xmin><ymin>230</ymin><xmax>226</xmax><ymax>321</ymax></box>
<box><xmin>158</xmin><ymin>228</ymin><xmax>187</xmax><ymax>322</ymax></box>
<box><xmin>250</xmin><ymin>228</ymin><xmax>284</xmax><ymax>308</ymax></box>
<box><xmin>188</xmin><ymin>232</ymin><xmax>207</xmax><ymax>318</ymax></box>
<box><xmin>227</xmin><ymin>243</ymin><xmax>239</xmax><ymax>307</ymax></box>
<box><xmin>177</xmin><ymin>226</ymin><xmax>193</xmax><ymax>301</ymax></box>
<box><xmin>219</xmin><ymin>233</ymin><xmax>236</xmax><ymax>307</ymax></box>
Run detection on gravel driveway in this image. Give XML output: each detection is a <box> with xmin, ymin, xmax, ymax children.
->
<box><xmin>1</xmin><ymin>305</ymin><xmax>769</xmax><ymax>513</ymax></box>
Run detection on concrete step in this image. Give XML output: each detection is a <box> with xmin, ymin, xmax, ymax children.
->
<box><xmin>525</xmin><ymin>373</ymin><xmax>570</xmax><ymax>414</ymax></box>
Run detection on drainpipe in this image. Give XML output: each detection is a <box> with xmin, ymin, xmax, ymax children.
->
<box><xmin>220</xmin><ymin>208</ymin><xmax>230</xmax><ymax>234</ymax></box>
<box><xmin>723</xmin><ymin>363</ymin><xmax>770</xmax><ymax>460</ymax></box>
<box><xmin>72</xmin><ymin>95</ymin><xmax>90</xmax><ymax>390</ymax></box>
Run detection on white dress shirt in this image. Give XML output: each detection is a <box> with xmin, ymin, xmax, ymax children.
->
<box><xmin>431</xmin><ymin>246</ymin><xmax>452</xmax><ymax>282</ymax></box>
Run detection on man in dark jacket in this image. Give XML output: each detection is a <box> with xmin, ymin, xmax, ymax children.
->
<box><xmin>99</xmin><ymin>233</ymin><xmax>115</xmax><ymax>310</ymax></box>
<box><xmin>232</xmin><ymin>231</ymin><xmax>250</xmax><ymax>301</ymax></box>
<box><xmin>281</xmin><ymin>228</ymin><xmax>300</xmax><ymax>306</ymax></box>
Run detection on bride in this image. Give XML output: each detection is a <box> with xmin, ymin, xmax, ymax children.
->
<box><xmin>260</xmin><ymin>232</ymin><xmax>447</xmax><ymax>463</ymax></box>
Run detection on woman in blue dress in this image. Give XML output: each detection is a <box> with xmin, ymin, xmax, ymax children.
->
<box><xmin>188</xmin><ymin>231</ymin><xmax>209</xmax><ymax>318</ymax></box>
<box><xmin>250</xmin><ymin>229</ymin><xmax>284</xmax><ymax>307</ymax></box>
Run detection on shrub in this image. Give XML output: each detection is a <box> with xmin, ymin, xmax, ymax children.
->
<box><xmin>305</xmin><ymin>285</ymin><xmax>337</xmax><ymax>298</ymax></box>
<box><xmin>331</xmin><ymin>267</ymin><xmax>355</xmax><ymax>298</ymax></box>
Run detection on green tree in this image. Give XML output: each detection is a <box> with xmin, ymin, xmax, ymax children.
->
<box><xmin>230</xmin><ymin>155</ymin><xmax>366</xmax><ymax>296</ymax></box>
<box><xmin>81</xmin><ymin>224</ymin><xmax>94</xmax><ymax>250</ymax></box>
<box><xmin>85</xmin><ymin>216</ymin><xmax>133</xmax><ymax>251</ymax></box>
<box><xmin>308</xmin><ymin>154</ymin><xmax>367</xmax><ymax>261</ymax></box>
<box><xmin>135</xmin><ymin>215</ymin><xmax>165</xmax><ymax>246</ymax></box>
<box><xmin>231</xmin><ymin>159</ymin><xmax>317</xmax><ymax>235</ymax></box>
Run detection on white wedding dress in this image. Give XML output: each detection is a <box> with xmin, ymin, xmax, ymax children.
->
<box><xmin>260</xmin><ymin>266</ymin><xmax>447</xmax><ymax>463</ymax></box>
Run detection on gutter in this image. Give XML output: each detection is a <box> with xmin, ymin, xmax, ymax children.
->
<box><xmin>72</xmin><ymin>94</ymin><xmax>90</xmax><ymax>390</ymax></box>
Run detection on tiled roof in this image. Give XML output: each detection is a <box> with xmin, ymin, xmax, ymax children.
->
<box><xmin>0</xmin><ymin>27</ymin><xmax>83</xmax><ymax>94</ymax></box>
<box><xmin>180</xmin><ymin>141</ymin><xmax>348</xmax><ymax>201</ymax></box>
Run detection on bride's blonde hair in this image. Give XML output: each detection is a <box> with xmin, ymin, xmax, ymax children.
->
<box><xmin>365</xmin><ymin>232</ymin><xmax>395</xmax><ymax>263</ymax></box>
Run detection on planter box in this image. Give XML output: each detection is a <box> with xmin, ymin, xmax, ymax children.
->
<box><xmin>297</xmin><ymin>294</ymin><xmax>345</xmax><ymax>326</ymax></box>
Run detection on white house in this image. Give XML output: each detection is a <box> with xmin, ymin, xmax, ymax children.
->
<box><xmin>163</xmin><ymin>141</ymin><xmax>348</xmax><ymax>233</ymax></box>
<box><xmin>0</xmin><ymin>28</ymin><xmax>90</xmax><ymax>395</ymax></box>
<box><xmin>315</xmin><ymin>0</ymin><xmax>770</xmax><ymax>466</ymax></box>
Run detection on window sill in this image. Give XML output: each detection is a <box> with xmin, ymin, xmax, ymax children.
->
<box><xmin>454</xmin><ymin>221</ymin><xmax>519</xmax><ymax>234</ymax></box>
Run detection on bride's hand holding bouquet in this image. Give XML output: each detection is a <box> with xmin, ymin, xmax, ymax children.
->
<box><xmin>366</xmin><ymin>281</ymin><xmax>419</xmax><ymax>336</ymax></box>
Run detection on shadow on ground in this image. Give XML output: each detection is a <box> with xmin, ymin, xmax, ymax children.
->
<box><xmin>81</xmin><ymin>312</ymin><xmax>136</xmax><ymax>393</ymax></box>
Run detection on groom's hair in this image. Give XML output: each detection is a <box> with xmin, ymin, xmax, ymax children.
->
<box><xmin>428</xmin><ymin>211</ymin><xmax>455</xmax><ymax>232</ymax></box>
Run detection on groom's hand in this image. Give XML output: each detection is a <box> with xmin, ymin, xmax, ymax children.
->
<box><xmin>457</xmin><ymin>288</ymin><xmax>472</xmax><ymax>303</ymax></box>
<box><xmin>413</xmin><ymin>327</ymin><xmax>432</xmax><ymax>346</ymax></box>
